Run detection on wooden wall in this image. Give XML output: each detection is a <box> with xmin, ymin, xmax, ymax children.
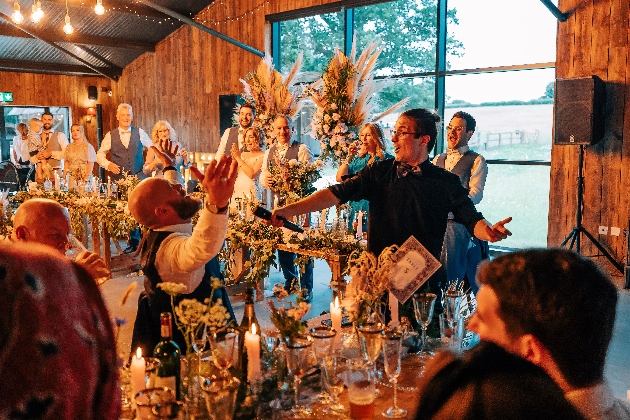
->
<box><xmin>116</xmin><ymin>0</ymin><xmax>337</xmax><ymax>153</ymax></box>
<box><xmin>549</xmin><ymin>0</ymin><xmax>629</xmax><ymax>277</ymax></box>
<box><xmin>0</xmin><ymin>71</ymin><xmax>118</xmax><ymax>156</ymax></box>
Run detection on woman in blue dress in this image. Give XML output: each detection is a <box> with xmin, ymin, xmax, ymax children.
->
<box><xmin>335</xmin><ymin>122</ymin><xmax>393</xmax><ymax>232</ymax></box>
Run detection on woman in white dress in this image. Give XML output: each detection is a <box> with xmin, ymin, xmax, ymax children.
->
<box><xmin>144</xmin><ymin>120</ymin><xmax>190</xmax><ymax>178</ymax></box>
<box><xmin>229</xmin><ymin>126</ymin><xmax>265</xmax><ymax>210</ymax></box>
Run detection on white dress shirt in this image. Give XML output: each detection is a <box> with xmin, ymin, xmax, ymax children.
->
<box><xmin>96</xmin><ymin>127</ymin><xmax>152</xmax><ymax>169</ymax></box>
<box><xmin>152</xmin><ymin>205</ymin><xmax>228</xmax><ymax>294</ymax></box>
<box><xmin>432</xmin><ymin>145</ymin><xmax>488</xmax><ymax>205</ymax></box>
<box><xmin>259</xmin><ymin>140</ymin><xmax>314</xmax><ymax>188</ymax></box>
<box><xmin>11</xmin><ymin>135</ymin><xmax>30</xmax><ymax>165</ymax></box>
<box><xmin>215</xmin><ymin>126</ymin><xmax>245</xmax><ymax>158</ymax></box>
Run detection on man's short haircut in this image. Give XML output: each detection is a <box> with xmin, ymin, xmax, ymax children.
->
<box><xmin>117</xmin><ymin>103</ymin><xmax>133</xmax><ymax>117</ymax></box>
<box><xmin>240</xmin><ymin>103</ymin><xmax>256</xmax><ymax>115</ymax></box>
<box><xmin>451</xmin><ymin>111</ymin><xmax>476</xmax><ymax>133</ymax></box>
<box><xmin>400</xmin><ymin>108</ymin><xmax>441</xmax><ymax>152</ymax></box>
<box><xmin>42</xmin><ymin>111</ymin><xmax>53</xmax><ymax>119</ymax></box>
<box><xmin>477</xmin><ymin>248</ymin><xmax>617</xmax><ymax>388</ymax></box>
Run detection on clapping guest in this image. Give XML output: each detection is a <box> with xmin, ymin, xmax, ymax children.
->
<box><xmin>335</xmin><ymin>122</ymin><xmax>392</xmax><ymax>230</ymax></box>
<box><xmin>64</xmin><ymin>124</ymin><xmax>96</xmax><ymax>182</ymax></box>
<box><xmin>144</xmin><ymin>120</ymin><xmax>190</xmax><ymax>178</ymax></box>
<box><xmin>230</xmin><ymin>126</ymin><xmax>265</xmax><ymax>209</ymax></box>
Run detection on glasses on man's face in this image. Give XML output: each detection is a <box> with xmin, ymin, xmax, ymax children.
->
<box><xmin>446</xmin><ymin>125</ymin><xmax>466</xmax><ymax>133</ymax></box>
<box><xmin>392</xmin><ymin>130</ymin><xmax>418</xmax><ymax>138</ymax></box>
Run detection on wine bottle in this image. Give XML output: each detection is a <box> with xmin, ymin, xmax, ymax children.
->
<box><xmin>153</xmin><ymin>312</ymin><xmax>182</xmax><ymax>400</ymax></box>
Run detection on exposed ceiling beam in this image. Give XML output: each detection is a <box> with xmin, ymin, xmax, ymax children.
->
<box><xmin>0</xmin><ymin>20</ymin><xmax>155</xmax><ymax>51</ymax></box>
<box><xmin>138</xmin><ymin>0</ymin><xmax>264</xmax><ymax>58</ymax></box>
<box><xmin>40</xmin><ymin>0</ymin><xmax>189</xmax><ymax>20</ymax></box>
<box><xmin>539</xmin><ymin>0</ymin><xmax>570</xmax><ymax>22</ymax></box>
<box><xmin>0</xmin><ymin>58</ymin><xmax>103</xmax><ymax>75</ymax></box>
<box><xmin>0</xmin><ymin>11</ymin><xmax>118</xmax><ymax>80</ymax></box>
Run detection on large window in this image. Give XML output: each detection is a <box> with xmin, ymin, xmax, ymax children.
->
<box><xmin>1</xmin><ymin>106</ymin><xmax>71</xmax><ymax>161</ymax></box>
<box><xmin>271</xmin><ymin>0</ymin><xmax>557</xmax><ymax>248</ymax></box>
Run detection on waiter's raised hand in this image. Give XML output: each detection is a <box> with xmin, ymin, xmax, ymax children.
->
<box><xmin>474</xmin><ymin>217</ymin><xmax>513</xmax><ymax>242</ymax></box>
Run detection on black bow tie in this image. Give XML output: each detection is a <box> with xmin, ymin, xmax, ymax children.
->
<box><xmin>397</xmin><ymin>163</ymin><xmax>422</xmax><ymax>178</ymax></box>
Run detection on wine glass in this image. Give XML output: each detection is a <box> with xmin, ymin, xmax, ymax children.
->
<box><xmin>412</xmin><ymin>293</ymin><xmax>437</xmax><ymax>358</ymax></box>
<box><xmin>209</xmin><ymin>331</ymin><xmax>238</xmax><ymax>378</ymax></box>
<box><xmin>382</xmin><ymin>330</ymin><xmax>407</xmax><ymax>418</ymax></box>
<box><xmin>191</xmin><ymin>323</ymin><xmax>208</xmax><ymax>378</ymax></box>
<box><xmin>310</xmin><ymin>326</ymin><xmax>337</xmax><ymax>403</ymax></box>
<box><xmin>322</xmin><ymin>355</ymin><xmax>347</xmax><ymax>414</ymax></box>
<box><xmin>285</xmin><ymin>335</ymin><xmax>314</xmax><ymax>417</ymax></box>
<box><xmin>356</xmin><ymin>322</ymin><xmax>385</xmax><ymax>392</ymax></box>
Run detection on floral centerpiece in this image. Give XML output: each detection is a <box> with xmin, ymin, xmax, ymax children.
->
<box><xmin>267</xmin><ymin>285</ymin><xmax>311</xmax><ymax>341</ymax></box>
<box><xmin>309</xmin><ymin>41</ymin><xmax>409</xmax><ymax>165</ymax></box>
<box><xmin>115</xmin><ymin>171</ymin><xmax>142</xmax><ymax>201</ymax></box>
<box><xmin>267</xmin><ymin>156</ymin><xmax>323</xmax><ymax>206</ymax></box>
<box><xmin>240</xmin><ymin>54</ymin><xmax>310</xmax><ymax>141</ymax></box>
<box><xmin>157</xmin><ymin>278</ymin><xmax>233</xmax><ymax>355</ymax></box>
<box><xmin>341</xmin><ymin>245</ymin><xmax>398</xmax><ymax>324</ymax></box>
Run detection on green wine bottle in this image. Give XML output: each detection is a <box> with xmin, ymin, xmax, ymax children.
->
<box><xmin>153</xmin><ymin>312</ymin><xmax>182</xmax><ymax>400</ymax></box>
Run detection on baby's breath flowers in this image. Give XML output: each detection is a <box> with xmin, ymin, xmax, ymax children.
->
<box><xmin>267</xmin><ymin>289</ymin><xmax>311</xmax><ymax>340</ymax></box>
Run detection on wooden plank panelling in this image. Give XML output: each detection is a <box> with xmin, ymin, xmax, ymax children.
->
<box><xmin>549</xmin><ymin>0</ymin><xmax>629</xmax><ymax>278</ymax></box>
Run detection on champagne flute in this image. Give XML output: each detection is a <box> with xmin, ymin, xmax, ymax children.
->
<box><xmin>322</xmin><ymin>355</ymin><xmax>347</xmax><ymax>414</ymax></box>
<box><xmin>356</xmin><ymin>322</ymin><xmax>384</xmax><ymax>393</ymax></box>
<box><xmin>285</xmin><ymin>335</ymin><xmax>314</xmax><ymax>417</ymax></box>
<box><xmin>209</xmin><ymin>331</ymin><xmax>238</xmax><ymax>378</ymax></box>
<box><xmin>412</xmin><ymin>293</ymin><xmax>437</xmax><ymax>358</ymax></box>
<box><xmin>310</xmin><ymin>326</ymin><xmax>337</xmax><ymax>403</ymax></box>
<box><xmin>382</xmin><ymin>330</ymin><xmax>407</xmax><ymax>418</ymax></box>
<box><xmin>191</xmin><ymin>323</ymin><xmax>208</xmax><ymax>378</ymax></box>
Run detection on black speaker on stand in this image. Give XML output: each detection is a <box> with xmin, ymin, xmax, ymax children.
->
<box><xmin>555</xmin><ymin>76</ymin><xmax>624</xmax><ymax>274</ymax></box>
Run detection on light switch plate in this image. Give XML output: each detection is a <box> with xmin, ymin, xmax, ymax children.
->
<box><xmin>610</xmin><ymin>227</ymin><xmax>621</xmax><ymax>236</ymax></box>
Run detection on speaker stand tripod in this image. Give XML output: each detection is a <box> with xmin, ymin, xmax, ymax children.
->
<box><xmin>560</xmin><ymin>145</ymin><xmax>624</xmax><ymax>274</ymax></box>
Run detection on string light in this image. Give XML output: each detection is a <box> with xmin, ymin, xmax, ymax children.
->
<box><xmin>194</xmin><ymin>0</ymin><xmax>269</xmax><ymax>26</ymax></box>
<box><xmin>94</xmin><ymin>0</ymin><xmax>105</xmax><ymax>16</ymax></box>
<box><xmin>31</xmin><ymin>0</ymin><xmax>44</xmax><ymax>23</ymax></box>
<box><xmin>11</xmin><ymin>0</ymin><xmax>24</xmax><ymax>24</ymax></box>
<box><xmin>63</xmin><ymin>0</ymin><xmax>73</xmax><ymax>34</ymax></box>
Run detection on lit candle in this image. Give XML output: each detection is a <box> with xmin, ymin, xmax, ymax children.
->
<box><xmin>107</xmin><ymin>176</ymin><xmax>111</xmax><ymax>198</ymax></box>
<box><xmin>244</xmin><ymin>323</ymin><xmax>261</xmax><ymax>383</ymax></box>
<box><xmin>245</xmin><ymin>194</ymin><xmax>252</xmax><ymax>220</ymax></box>
<box><xmin>356</xmin><ymin>211</ymin><xmax>363</xmax><ymax>238</ymax></box>
<box><xmin>130</xmin><ymin>347</ymin><xmax>146</xmax><ymax>399</ymax></box>
<box><xmin>273</xmin><ymin>196</ymin><xmax>279</xmax><ymax>209</ymax></box>
<box><xmin>389</xmin><ymin>292</ymin><xmax>399</xmax><ymax>327</ymax></box>
<box><xmin>321</xmin><ymin>208</ymin><xmax>327</xmax><ymax>231</ymax></box>
<box><xmin>330</xmin><ymin>296</ymin><xmax>342</xmax><ymax>348</ymax></box>
<box><xmin>54</xmin><ymin>172</ymin><xmax>60</xmax><ymax>191</ymax></box>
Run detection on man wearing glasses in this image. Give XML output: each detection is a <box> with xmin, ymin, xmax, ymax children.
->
<box><xmin>270</xmin><ymin>108</ymin><xmax>511</xmax><ymax>317</ymax></box>
<box><xmin>433</xmin><ymin>111</ymin><xmax>488</xmax><ymax>294</ymax></box>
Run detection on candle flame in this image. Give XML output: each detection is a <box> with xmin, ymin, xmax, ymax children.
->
<box><xmin>251</xmin><ymin>323</ymin><xmax>257</xmax><ymax>335</ymax></box>
<box><xmin>136</xmin><ymin>347</ymin><xmax>142</xmax><ymax>358</ymax></box>
<box><xmin>334</xmin><ymin>296</ymin><xmax>340</xmax><ymax>308</ymax></box>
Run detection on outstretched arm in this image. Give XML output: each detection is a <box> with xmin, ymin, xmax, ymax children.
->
<box><xmin>270</xmin><ymin>189</ymin><xmax>340</xmax><ymax>227</ymax></box>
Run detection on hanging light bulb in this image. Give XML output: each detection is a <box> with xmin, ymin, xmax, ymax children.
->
<box><xmin>63</xmin><ymin>14</ymin><xmax>73</xmax><ymax>34</ymax></box>
<box><xmin>35</xmin><ymin>0</ymin><xmax>44</xmax><ymax>20</ymax></box>
<box><xmin>12</xmin><ymin>1</ymin><xmax>24</xmax><ymax>24</ymax></box>
<box><xmin>94</xmin><ymin>0</ymin><xmax>104</xmax><ymax>15</ymax></box>
<box><xmin>63</xmin><ymin>0</ymin><xmax>73</xmax><ymax>34</ymax></box>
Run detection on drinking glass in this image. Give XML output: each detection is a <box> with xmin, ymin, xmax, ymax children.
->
<box><xmin>191</xmin><ymin>324</ymin><xmax>208</xmax><ymax>378</ymax></box>
<box><xmin>382</xmin><ymin>331</ymin><xmax>407</xmax><ymax>418</ymax></box>
<box><xmin>201</xmin><ymin>376</ymin><xmax>240</xmax><ymax>420</ymax></box>
<box><xmin>310</xmin><ymin>326</ymin><xmax>337</xmax><ymax>403</ymax></box>
<box><xmin>356</xmin><ymin>322</ymin><xmax>384</xmax><ymax>390</ymax></box>
<box><xmin>285</xmin><ymin>335</ymin><xmax>314</xmax><ymax>417</ymax></box>
<box><xmin>322</xmin><ymin>355</ymin><xmax>347</xmax><ymax>414</ymax></box>
<box><xmin>208</xmin><ymin>331</ymin><xmax>238</xmax><ymax>378</ymax></box>
<box><xmin>135</xmin><ymin>387</ymin><xmax>176</xmax><ymax>420</ymax></box>
<box><xmin>346</xmin><ymin>358</ymin><xmax>376</xmax><ymax>420</ymax></box>
<box><xmin>412</xmin><ymin>293</ymin><xmax>437</xmax><ymax>358</ymax></box>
